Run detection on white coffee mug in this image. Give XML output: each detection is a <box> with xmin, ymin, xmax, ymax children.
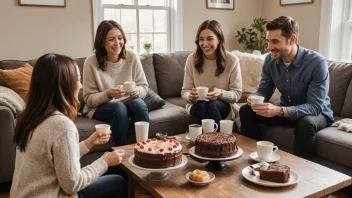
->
<box><xmin>251</xmin><ymin>95</ymin><xmax>264</xmax><ymax>105</ymax></box>
<box><xmin>124</xmin><ymin>81</ymin><xmax>136</xmax><ymax>93</ymax></box>
<box><xmin>202</xmin><ymin>119</ymin><xmax>218</xmax><ymax>133</ymax></box>
<box><xmin>135</xmin><ymin>121</ymin><xmax>149</xmax><ymax>142</ymax></box>
<box><xmin>196</xmin><ymin>86</ymin><xmax>209</xmax><ymax>100</ymax></box>
<box><xmin>220</xmin><ymin>120</ymin><xmax>234</xmax><ymax>134</ymax></box>
<box><xmin>95</xmin><ymin>124</ymin><xmax>110</xmax><ymax>133</ymax></box>
<box><xmin>257</xmin><ymin>141</ymin><xmax>279</xmax><ymax>161</ymax></box>
<box><xmin>186</xmin><ymin>124</ymin><xmax>202</xmax><ymax>143</ymax></box>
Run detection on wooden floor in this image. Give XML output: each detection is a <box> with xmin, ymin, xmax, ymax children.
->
<box><xmin>0</xmin><ymin>183</ymin><xmax>350</xmax><ymax>198</ymax></box>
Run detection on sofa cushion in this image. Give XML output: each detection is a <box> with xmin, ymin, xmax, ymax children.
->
<box><xmin>165</xmin><ymin>97</ymin><xmax>187</xmax><ymax>108</ymax></box>
<box><xmin>327</xmin><ymin>61</ymin><xmax>352</xmax><ymax>116</ymax></box>
<box><xmin>316</xmin><ymin>126</ymin><xmax>352</xmax><ymax>169</ymax></box>
<box><xmin>341</xmin><ymin>77</ymin><xmax>352</xmax><ymax>118</ymax></box>
<box><xmin>0</xmin><ymin>60</ymin><xmax>27</xmax><ymax>88</ymax></box>
<box><xmin>144</xmin><ymin>88</ymin><xmax>165</xmax><ymax>111</ymax></box>
<box><xmin>140</xmin><ymin>54</ymin><xmax>158</xmax><ymax>94</ymax></box>
<box><xmin>153</xmin><ymin>52</ymin><xmax>192</xmax><ymax>99</ymax></box>
<box><xmin>231</xmin><ymin>51</ymin><xmax>280</xmax><ymax>103</ymax></box>
<box><xmin>0</xmin><ymin>63</ymin><xmax>33</xmax><ymax>100</ymax></box>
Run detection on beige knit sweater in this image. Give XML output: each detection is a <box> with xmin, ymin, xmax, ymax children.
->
<box><xmin>83</xmin><ymin>50</ymin><xmax>149</xmax><ymax>118</ymax></box>
<box><xmin>181</xmin><ymin>51</ymin><xmax>242</xmax><ymax>120</ymax></box>
<box><xmin>10</xmin><ymin>112</ymin><xmax>108</xmax><ymax>198</ymax></box>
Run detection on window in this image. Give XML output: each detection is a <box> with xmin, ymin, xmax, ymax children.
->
<box><xmin>92</xmin><ymin>0</ymin><xmax>182</xmax><ymax>55</ymax></box>
<box><xmin>319</xmin><ymin>0</ymin><xmax>352</xmax><ymax>61</ymax></box>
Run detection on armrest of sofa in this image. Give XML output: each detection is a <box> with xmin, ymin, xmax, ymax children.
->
<box><xmin>0</xmin><ymin>105</ymin><xmax>16</xmax><ymax>183</ymax></box>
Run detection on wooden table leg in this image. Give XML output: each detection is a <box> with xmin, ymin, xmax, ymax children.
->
<box><xmin>128</xmin><ymin>172</ymin><xmax>136</xmax><ymax>198</ymax></box>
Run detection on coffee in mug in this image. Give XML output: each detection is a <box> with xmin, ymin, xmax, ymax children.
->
<box><xmin>124</xmin><ymin>81</ymin><xmax>136</xmax><ymax>93</ymax></box>
<box><xmin>95</xmin><ymin>124</ymin><xmax>110</xmax><ymax>133</ymax></box>
<box><xmin>256</xmin><ymin>141</ymin><xmax>278</xmax><ymax>161</ymax></box>
<box><xmin>202</xmin><ymin>119</ymin><xmax>218</xmax><ymax>133</ymax></box>
<box><xmin>196</xmin><ymin>86</ymin><xmax>209</xmax><ymax>100</ymax></box>
<box><xmin>135</xmin><ymin>121</ymin><xmax>149</xmax><ymax>142</ymax></box>
<box><xmin>187</xmin><ymin>124</ymin><xmax>202</xmax><ymax>143</ymax></box>
<box><xmin>251</xmin><ymin>95</ymin><xmax>264</xmax><ymax>105</ymax></box>
<box><xmin>220</xmin><ymin>120</ymin><xmax>234</xmax><ymax>134</ymax></box>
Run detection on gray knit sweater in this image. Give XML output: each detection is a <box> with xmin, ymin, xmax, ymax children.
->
<box><xmin>10</xmin><ymin>112</ymin><xmax>108</xmax><ymax>198</ymax></box>
<box><xmin>83</xmin><ymin>50</ymin><xmax>149</xmax><ymax>118</ymax></box>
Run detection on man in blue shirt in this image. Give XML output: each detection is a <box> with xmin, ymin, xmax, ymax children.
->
<box><xmin>239</xmin><ymin>16</ymin><xmax>333</xmax><ymax>159</ymax></box>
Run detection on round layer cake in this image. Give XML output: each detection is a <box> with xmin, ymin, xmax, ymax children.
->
<box><xmin>133</xmin><ymin>138</ymin><xmax>182</xmax><ymax>168</ymax></box>
<box><xmin>195</xmin><ymin>132</ymin><xmax>238</xmax><ymax>158</ymax></box>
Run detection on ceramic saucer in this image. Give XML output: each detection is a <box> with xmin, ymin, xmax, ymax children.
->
<box><xmin>250</xmin><ymin>152</ymin><xmax>280</xmax><ymax>163</ymax></box>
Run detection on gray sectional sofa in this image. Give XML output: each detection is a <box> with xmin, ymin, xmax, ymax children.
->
<box><xmin>0</xmin><ymin>51</ymin><xmax>196</xmax><ymax>184</ymax></box>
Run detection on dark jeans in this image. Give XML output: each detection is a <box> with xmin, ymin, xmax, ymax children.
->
<box><xmin>190</xmin><ymin>99</ymin><xmax>231</xmax><ymax>128</ymax></box>
<box><xmin>93</xmin><ymin>98</ymin><xmax>150</xmax><ymax>146</ymax></box>
<box><xmin>239</xmin><ymin>104</ymin><xmax>330</xmax><ymax>159</ymax></box>
<box><xmin>77</xmin><ymin>174</ymin><xmax>127</xmax><ymax>198</ymax></box>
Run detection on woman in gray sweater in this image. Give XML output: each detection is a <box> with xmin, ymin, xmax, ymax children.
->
<box><xmin>11</xmin><ymin>54</ymin><xmax>127</xmax><ymax>198</ymax></box>
<box><xmin>181</xmin><ymin>20</ymin><xmax>242</xmax><ymax>128</ymax></box>
<box><xmin>83</xmin><ymin>20</ymin><xmax>150</xmax><ymax>146</ymax></box>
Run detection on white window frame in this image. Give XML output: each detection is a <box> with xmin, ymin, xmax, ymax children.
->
<box><xmin>92</xmin><ymin>0</ymin><xmax>182</xmax><ymax>54</ymax></box>
<box><xmin>319</xmin><ymin>0</ymin><xmax>352</xmax><ymax>61</ymax></box>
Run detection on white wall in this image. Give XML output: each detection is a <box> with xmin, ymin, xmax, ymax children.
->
<box><xmin>0</xmin><ymin>0</ymin><xmax>93</xmax><ymax>60</ymax></box>
<box><xmin>182</xmin><ymin>0</ymin><xmax>263</xmax><ymax>52</ymax></box>
<box><xmin>262</xmin><ymin>0</ymin><xmax>322</xmax><ymax>51</ymax></box>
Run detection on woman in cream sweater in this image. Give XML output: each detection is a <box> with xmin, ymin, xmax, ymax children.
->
<box><xmin>11</xmin><ymin>54</ymin><xmax>127</xmax><ymax>198</ymax></box>
<box><xmin>181</xmin><ymin>20</ymin><xmax>242</xmax><ymax>128</ymax></box>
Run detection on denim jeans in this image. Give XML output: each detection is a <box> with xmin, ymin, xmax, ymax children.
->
<box><xmin>190</xmin><ymin>99</ymin><xmax>231</xmax><ymax>128</ymax></box>
<box><xmin>239</xmin><ymin>104</ymin><xmax>330</xmax><ymax>159</ymax></box>
<box><xmin>93</xmin><ymin>98</ymin><xmax>150</xmax><ymax>146</ymax></box>
<box><xmin>77</xmin><ymin>175</ymin><xmax>127</xmax><ymax>198</ymax></box>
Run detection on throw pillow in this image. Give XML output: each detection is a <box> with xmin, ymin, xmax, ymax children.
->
<box><xmin>0</xmin><ymin>63</ymin><xmax>33</xmax><ymax>100</ymax></box>
<box><xmin>143</xmin><ymin>88</ymin><xmax>165</xmax><ymax>111</ymax></box>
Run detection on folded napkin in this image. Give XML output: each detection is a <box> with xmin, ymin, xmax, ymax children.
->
<box><xmin>0</xmin><ymin>86</ymin><xmax>25</xmax><ymax>117</ymax></box>
<box><xmin>332</xmin><ymin>118</ymin><xmax>352</xmax><ymax>132</ymax></box>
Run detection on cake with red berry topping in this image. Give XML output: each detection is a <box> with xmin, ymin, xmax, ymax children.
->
<box><xmin>133</xmin><ymin>138</ymin><xmax>183</xmax><ymax>168</ymax></box>
<box><xmin>195</xmin><ymin>132</ymin><xmax>238</xmax><ymax>158</ymax></box>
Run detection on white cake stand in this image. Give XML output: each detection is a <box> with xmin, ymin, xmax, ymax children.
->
<box><xmin>129</xmin><ymin>155</ymin><xmax>188</xmax><ymax>181</ymax></box>
<box><xmin>189</xmin><ymin>146</ymin><xmax>243</xmax><ymax>171</ymax></box>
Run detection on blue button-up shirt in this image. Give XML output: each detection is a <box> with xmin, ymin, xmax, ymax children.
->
<box><xmin>255</xmin><ymin>46</ymin><xmax>333</xmax><ymax>120</ymax></box>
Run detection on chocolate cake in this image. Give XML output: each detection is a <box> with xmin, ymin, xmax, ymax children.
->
<box><xmin>133</xmin><ymin>138</ymin><xmax>182</xmax><ymax>168</ymax></box>
<box><xmin>256</xmin><ymin>164</ymin><xmax>290</xmax><ymax>183</ymax></box>
<box><xmin>195</xmin><ymin>132</ymin><xmax>238</xmax><ymax>158</ymax></box>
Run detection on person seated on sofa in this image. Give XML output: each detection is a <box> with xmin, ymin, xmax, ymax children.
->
<box><xmin>239</xmin><ymin>16</ymin><xmax>333</xmax><ymax>159</ymax></box>
<box><xmin>181</xmin><ymin>20</ymin><xmax>242</xmax><ymax>127</ymax></box>
<box><xmin>10</xmin><ymin>54</ymin><xmax>127</xmax><ymax>198</ymax></box>
<box><xmin>83</xmin><ymin>20</ymin><xmax>150</xmax><ymax>146</ymax></box>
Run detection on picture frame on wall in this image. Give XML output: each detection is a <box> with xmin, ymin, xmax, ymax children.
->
<box><xmin>280</xmin><ymin>0</ymin><xmax>313</xmax><ymax>6</ymax></box>
<box><xmin>18</xmin><ymin>0</ymin><xmax>66</xmax><ymax>8</ymax></box>
<box><xmin>206</xmin><ymin>0</ymin><xmax>234</xmax><ymax>10</ymax></box>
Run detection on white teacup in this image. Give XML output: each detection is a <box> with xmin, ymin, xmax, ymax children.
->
<box><xmin>256</xmin><ymin>141</ymin><xmax>279</xmax><ymax>161</ymax></box>
<box><xmin>124</xmin><ymin>81</ymin><xmax>136</xmax><ymax>93</ymax></box>
<box><xmin>220</xmin><ymin>120</ymin><xmax>234</xmax><ymax>134</ymax></box>
<box><xmin>251</xmin><ymin>95</ymin><xmax>264</xmax><ymax>105</ymax></box>
<box><xmin>135</xmin><ymin>121</ymin><xmax>149</xmax><ymax>142</ymax></box>
<box><xmin>202</xmin><ymin>119</ymin><xmax>218</xmax><ymax>133</ymax></box>
<box><xmin>186</xmin><ymin>124</ymin><xmax>202</xmax><ymax>143</ymax></box>
<box><xmin>196</xmin><ymin>86</ymin><xmax>209</xmax><ymax>100</ymax></box>
<box><xmin>95</xmin><ymin>124</ymin><xmax>110</xmax><ymax>133</ymax></box>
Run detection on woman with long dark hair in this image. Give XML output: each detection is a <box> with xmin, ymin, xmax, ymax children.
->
<box><xmin>83</xmin><ymin>20</ymin><xmax>150</xmax><ymax>146</ymax></box>
<box><xmin>11</xmin><ymin>54</ymin><xmax>127</xmax><ymax>198</ymax></box>
<box><xmin>181</xmin><ymin>20</ymin><xmax>242</xmax><ymax>128</ymax></box>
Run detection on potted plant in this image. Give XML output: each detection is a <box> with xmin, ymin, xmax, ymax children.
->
<box><xmin>235</xmin><ymin>18</ymin><xmax>268</xmax><ymax>54</ymax></box>
<box><xmin>141</xmin><ymin>36</ymin><xmax>152</xmax><ymax>54</ymax></box>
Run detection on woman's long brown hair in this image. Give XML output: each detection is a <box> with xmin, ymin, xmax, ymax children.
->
<box><xmin>94</xmin><ymin>20</ymin><xmax>127</xmax><ymax>71</ymax></box>
<box><xmin>194</xmin><ymin>20</ymin><xmax>226</xmax><ymax>76</ymax></box>
<box><xmin>13</xmin><ymin>54</ymin><xmax>80</xmax><ymax>152</ymax></box>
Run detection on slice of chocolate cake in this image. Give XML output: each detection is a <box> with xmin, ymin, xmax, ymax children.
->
<box><xmin>256</xmin><ymin>164</ymin><xmax>290</xmax><ymax>183</ymax></box>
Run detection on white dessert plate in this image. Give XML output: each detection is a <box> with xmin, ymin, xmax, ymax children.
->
<box><xmin>129</xmin><ymin>155</ymin><xmax>187</xmax><ymax>171</ymax></box>
<box><xmin>242</xmin><ymin>166</ymin><xmax>299</xmax><ymax>187</ymax></box>
<box><xmin>189</xmin><ymin>146</ymin><xmax>243</xmax><ymax>161</ymax></box>
<box><xmin>186</xmin><ymin>171</ymin><xmax>215</xmax><ymax>186</ymax></box>
<box><xmin>250</xmin><ymin>152</ymin><xmax>280</xmax><ymax>163</ymax></box>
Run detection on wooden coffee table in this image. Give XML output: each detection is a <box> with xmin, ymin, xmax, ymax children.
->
<box><xmin>113</xmin><ymin>133</ymin><xmax>352</xmax><ymax>198</ymax></box>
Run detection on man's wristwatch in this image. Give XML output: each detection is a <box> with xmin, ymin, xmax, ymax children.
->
<box><xmin>279</xmin><ymin>107</ymin><xmax>285</xmax><ymax>117</ymax></box>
